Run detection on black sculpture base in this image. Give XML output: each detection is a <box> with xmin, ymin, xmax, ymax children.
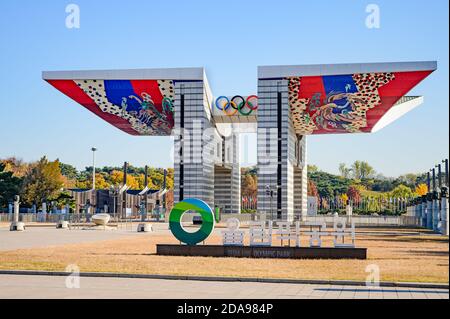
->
<box><xmin>156</xmin><ymin>244</ymin><xmax>367</xmax><ymax>260</ymax></box>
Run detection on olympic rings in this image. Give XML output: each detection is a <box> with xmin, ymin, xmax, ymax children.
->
<box><xmin>214</xmin><ymin>95</ymin><xmax>258</xmax><ymax>116</ymax></box>
<box><xmin>223</xmin><ymin>101</ymin><xmax>238</xmax><ymax>116</ymax></box>
<box><xmin>230</xmin><ymin>95</ymin><xmax>245</xmax><ymax>110</ymax></box>
<box><xmin>246</xmin><ymin>95</ymin><xmax>258</xmax><ymax>110</ymax></box>
<box><xmin>215</xmin><ymin>96</ymin><xmax>230</xmax><ymax>110</ymax></box>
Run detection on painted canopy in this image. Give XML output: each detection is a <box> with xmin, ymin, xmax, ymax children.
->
<box><xmin>43</xmin><ymin>62</ymin><xmax>436</xmax><ymax>136</ymax></box>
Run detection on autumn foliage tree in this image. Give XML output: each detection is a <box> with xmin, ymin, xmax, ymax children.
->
<box><xmin>20</xmin><ymin>157</ymin><xmax>65</xmax><ymax>206</ymax></box>
<box><xmin>242</xmin><ymin>174</ymin><xmax>257</xmax><ymax>197</ymax></box>
<box><xmin>307</xmin><ymin>179</ymin><xmax>319</xmax><ymax>198</ymax></box>
<box><xmin>347</xmin><ymin>185</ymin><xmax>362</xmax><ymax>204</ymax></box>
<box><xmin>415</xmin><ymin>183</ymin><xmax>428</xmax><ymax>196</ymax></box>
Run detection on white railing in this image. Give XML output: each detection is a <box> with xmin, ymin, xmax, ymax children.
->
<box><xmin>302</xmin><ymin>215</ymin><xmax>421</xmax><ymax>227</ymax></box>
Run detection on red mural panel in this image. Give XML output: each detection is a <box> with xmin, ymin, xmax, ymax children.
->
<box><xmin>288</xmin><ymin>70</ymin><xmax>433</xmax><ymax>135</ymax></box>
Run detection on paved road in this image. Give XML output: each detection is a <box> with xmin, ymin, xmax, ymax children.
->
<box><xmin>0</xmin><ymin>275</ymin><xmax>447</xmax><ymax>299</ymax></box>
<box><xmin>0</xmin><ymin>224</ymin><xmax>171</xmax><ymax>251</ymax></box>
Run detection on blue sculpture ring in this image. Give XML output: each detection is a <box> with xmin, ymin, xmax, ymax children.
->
<box><xmin>215</xmin><ymin>96</ymin><xmax>230</xmax><ymax>111</ymax></box>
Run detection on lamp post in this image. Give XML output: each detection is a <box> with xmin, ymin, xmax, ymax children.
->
<box><xmin>91</xmin><ymin>147</ymin><xmax>97</xmax><ymax>190</ymax></box>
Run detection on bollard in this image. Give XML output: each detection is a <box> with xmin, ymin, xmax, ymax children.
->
<box><xmin>137</xmin><ymin>223</ymin><xmax>153</xmax><ymax>232</ymax></box>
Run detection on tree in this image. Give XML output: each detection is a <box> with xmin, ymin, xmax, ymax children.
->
<box><xmin>0</xmin><ymin>163</ymin><xmax>22</xmax><ymax>208</ymax></box>
<box><xmin>308</xmin><ymin>170</ymin><xmax>351</xmax><ymax>197</ymax></box>
<box><xmin>59</xmin><ymin>162</ymin><xmax>79</xmax><ymax>180</ymax></box>
<box><xmin>242</xmin><ymin>174</ymin><xmax>257</xmax><ymax>197</ymax></box>
<box><xmin>53</xmin><ymin>191</ymin><xmax>75</xmax><ymax>210</ymax></box>
<box><xmin>351</xmin><ymin>161</ymin><xmax>375</xmax><ymax>180</ymax></box>
<box><xmin>307</xmin><ymin>179</ymin><xmax>319</xmax><ymax>198</ymax></box>
<box><xmin>1</xmin><ymin>157</ymin><xmax>29</xmax><ymax>177</ymax></box>
<box><xmin>340</xmin><ymin>193</ymin><xmax>349</xmax><ymax>204</ymax></box>
<box><xmin>390</xmin><ymin>185</ymin><xmax>414</xmax><ymax>198</ymax></box>
<box><xmin>108</xmin><ymin>170</ymin><xmax>140</xmax><ymax>189</ymax></box>
<box><xmin>415</xmin><ymin>183</ymin><xmax>428</xmax><ymax>196</ymax></box>
<box><xmin>307</xmin><ymin>165</ymin><xmax>319</xmax><ymax>173</ymax></box>
<box><xmin>338</xmin><ymin>163</ymin><xmax>352</xmax><ymax>179</ymax></box>
<box><xmin>21</xmin><ymin>157</ymin><xmax>65</xmax><ymax>206</ymax></box>
<box><xmin>347</xmin><ymin>185</ymin><xmax>362</xmax><ymax>204</ymax></box>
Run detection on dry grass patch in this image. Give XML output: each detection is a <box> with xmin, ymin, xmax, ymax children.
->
<box><xmin>0</xmin><ymin>228</ymin><xmax>448</xmax><ymax>283</ymax></box>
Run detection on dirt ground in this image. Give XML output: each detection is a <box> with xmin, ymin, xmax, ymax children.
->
<box><xmin>0</xmin><ymin>226</ymin><xmax>448</xmax><ymax>283</ymax></box>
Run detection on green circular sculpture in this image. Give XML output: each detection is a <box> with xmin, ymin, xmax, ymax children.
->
<box><xmin>169</xmin><ymin>198</ymin><xmax>215</xmax><ymax>245</ymax></box>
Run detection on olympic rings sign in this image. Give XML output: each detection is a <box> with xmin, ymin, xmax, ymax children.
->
<box><xmin>169</xmin><ymin>198</ymin><xmax>215</xmax><ymax>245</ymax></box>
<box><xmin>214</xmin><ymin>95</ymin><xmax>258</xmax><ymax>116</ymax></box>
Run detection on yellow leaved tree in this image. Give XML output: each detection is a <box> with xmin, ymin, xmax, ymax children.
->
<box><xmin>415</xmin><ymin>183</ymin><xmax>428</xmax><ymax>196</ymax></box>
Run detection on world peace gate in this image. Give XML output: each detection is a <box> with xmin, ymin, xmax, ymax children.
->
<box><xmin>43</xmin><ymin>61</ymin><xmax>436</xmax><ymax>221</ymax></box>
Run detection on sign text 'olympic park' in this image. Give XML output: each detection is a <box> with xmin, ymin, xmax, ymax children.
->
<box><xmin>169</xmin><ymin>198</ymin><xmax>356</xmax><ymax>248</ymax></box>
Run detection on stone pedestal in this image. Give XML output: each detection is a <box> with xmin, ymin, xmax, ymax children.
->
<box><xmin>56</xmin><ymin>221</ymin><xmax>69</xmax><ymax>229</ymax></box>
<box><xmin>10</xmin><ymin>222</ymin><xmax>25</xmax><ymax>231</ymax></box>
<box><xmin>137</xmin><ymin>223</ymin><xmax>153</xmax><ymax>232</ymax></box>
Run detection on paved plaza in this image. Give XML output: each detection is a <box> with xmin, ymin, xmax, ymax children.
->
<box><xmin>0</xmin><ymin>275</ymin><xmax>447</xmax><ymax>299</ymax></box>
<box><xmin>0</xmin><ymin>224</ymin><xmax>169</xmax><ymax>251</ymax></box>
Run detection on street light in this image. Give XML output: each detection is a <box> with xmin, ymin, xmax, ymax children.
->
<box><xmin>91</xmin><ymin>147</ymin><xmax>97</xmax><ymax>190</ymax></box>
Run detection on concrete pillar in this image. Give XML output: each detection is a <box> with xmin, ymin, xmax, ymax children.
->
<box><xmin>65</xmin><ymin>204</ymin><xmax>70</xmax><ymax>222</ymax></box>
<box><xmin>441</xmin><ymin>187</ymin><xmax>449</xmax><ymax>235</ymax></box>
<box><xmin>421</xmin><ymin>196</ymin><xmax>427</xmax><ymax>227</ymax></box>
<box><xmin>426</xmin><ymin>194</ymin><xmax>433</xmax><ymax>229</ymax></box>
<box><xmin>40</xmin><ymin>201</ymin><xmax>47</xmax><ymax>222</ymax></box>
<box><xmin>173</xmin><ymin>80</ymin><xmax>215</xmax><ymax>210</ymax></box>
<box><xmin>415</xmin><ymin>202</ymin><xmax>422</xmax><ymax>226</ymax></box>
<box><xmin>213</xmin><ymin>130</ymin><xmax>241</xmax><ymax>214</ymax></box>
<box><xmin>432</xmin><ymin>191</ymin><xmax>440</xmax><ymax>232</ymax></box>
<box><xmin>257</xmin><ymin>78</ymin><xmax>307</xmax><ymax>222</ymax></box>
<box><xmin>10</xmin><ymin>195</ymin><xmax>25</xmax><ymax>231</ymax></box>
<box><xmin>13</xmin><ymin>197</ymin><xmax>19</xmax><ymax>223</ymax></box>
<box><xmin>415</xmin><ymin>203</ymin><xmax>420</xmax><ymax>225</ymax></box>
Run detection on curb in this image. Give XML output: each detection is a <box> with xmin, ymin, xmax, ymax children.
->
<box><xmin>0</xmin><ymin>270</ymin><xmax>448</xmax><ymax>290</ymax></box>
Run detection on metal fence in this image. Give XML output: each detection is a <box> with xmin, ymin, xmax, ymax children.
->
<box><xmin>302</xmin><ymin>215</ymin><xmax>421</xmax><ymax>227</ymax></box>
<box><xmin>316</xmin><ymin>196</ymin><xmax>414</xmax><ymax>215</ymax></box>
<box><xmin>242</xmin><ymin>196</ymin><xmax>257</xmax><ymax>210</ymax></box>
<box><xmin>241</xmin><ymin>196</ymin><xmax>415</xmax><ymax>215</ymax></box>
<box><xmin>0</xmin><ymin>212</ymin><xmax>421</xmax><ymax>228</ymax></box>
<box><xmin>0</xmin><ymin>213</ymin><xmax>63</xmax><ymax>223</ymax></box>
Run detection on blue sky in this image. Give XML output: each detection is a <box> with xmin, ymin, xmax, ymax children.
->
<box><xmin>0</xmin><ymin>0</ymin><xmax>448</xmax><ymax>177</ymax></box>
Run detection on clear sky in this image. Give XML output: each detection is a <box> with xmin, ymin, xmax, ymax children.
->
<box><xmin>0</xmin><ymin>0</ymin><xmax>448</xmax><ymax>177</ymax></box>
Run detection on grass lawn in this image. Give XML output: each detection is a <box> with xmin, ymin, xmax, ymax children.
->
<box><xmin>0</xmin><ymin>227</ymin><xmax>448</xmax><ymax>283</ymax></box>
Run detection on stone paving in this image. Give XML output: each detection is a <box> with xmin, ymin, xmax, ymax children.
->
<box><xmin>0</xmin><ymin>224</ymin><xmax>170</xmax><ymax>251</ymax></box>
<box><xmin>0</xmin><ymin>275</ymin><xmax>447</xmax><ymax>299</ymax></box>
